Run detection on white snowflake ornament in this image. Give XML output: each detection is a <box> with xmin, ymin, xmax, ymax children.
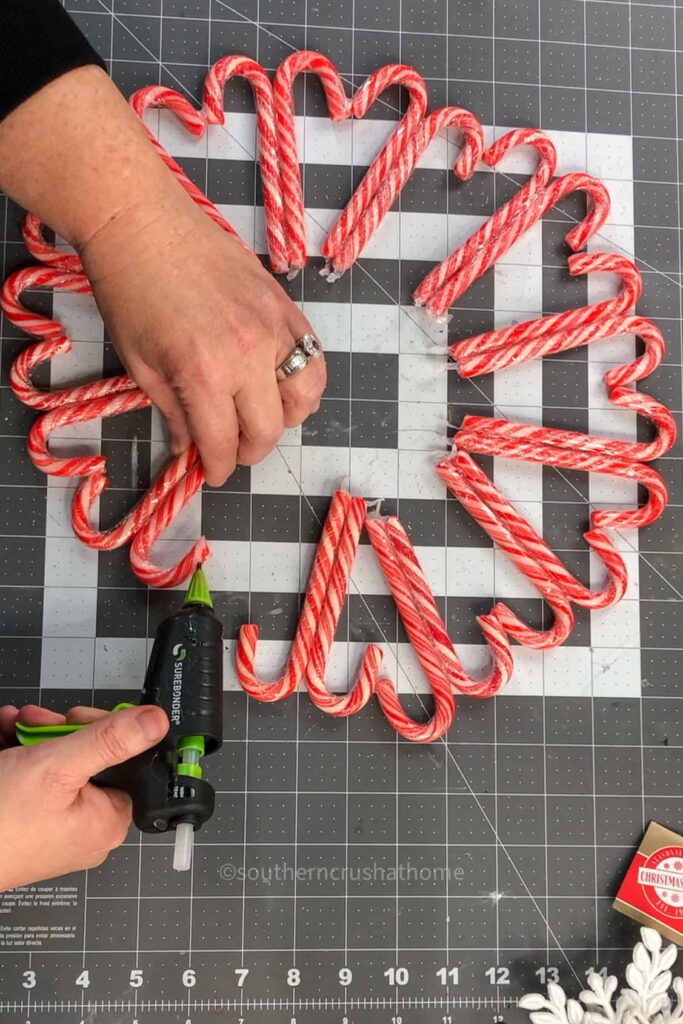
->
<box><xmin>520</xmin><ymin>928</ymin><xmax>683</xmax><ymax>1024</ymax></box>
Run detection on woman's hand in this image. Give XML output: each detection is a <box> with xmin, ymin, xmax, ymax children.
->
<box><xmin>0</xmin><ymin>704</ymin><xmax>168</xmax><ymax>890</ymax></box>
<box><xmin>0</xmin><ymin>65</ymin><xmax>326</xmax><ymax>487</ymax></box>
<box><xmin>81</xmin><ymin>195</ymin><xmax>325</xmax><ymax>486</ymax></box>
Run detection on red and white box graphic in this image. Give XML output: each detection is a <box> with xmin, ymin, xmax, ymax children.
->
<box><xmin>614</xmin><ymin>821</ymin><xmax>683</xmax><ymax>945</ymax></box>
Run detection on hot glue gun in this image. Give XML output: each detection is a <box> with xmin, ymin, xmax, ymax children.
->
<box><xmin>16</xmin><ymin>565</ymin><xmax>224</xmax><ymax>872</ymax></box>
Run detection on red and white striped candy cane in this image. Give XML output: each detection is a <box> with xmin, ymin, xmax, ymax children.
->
<box><xmin>325</xmin><ymin>105</ymin><xmax>484</xmax><ymax>277</ymax></box>
<box><xmin>129</xmin><ymin>85</ymin><xmax>240</xmax><ymax>239</ymax></box>
<box><xmin>455</xmin><ymin>422</ymin><xmax>669</xmax><ymax>531</ymax></box>
<box><xmin>322</xmin><ymin>64</ymin><xmax>428</xmax><ymax>277</ymax></box>
<box><xmin>22</xmin><ymin>215</ymin><xmax>81</xmax><ymax>272</ymax></box>
<box><xmin>71</xmin><ymin>444</ymin><xmax>201</xmax><ymax>550</ymax></box>
<box><xmin>438</xmin><ymin>452</ymin><xmax>629</xmax><ymax>611</ymax></box>
<box><xmin>375</xmin><ymin>515</ymin><xmax>514</xmax><ymax>696</ymax></box>
<box><xmin>1</xmin><ymin>264</ymin><xmax>210</xmax><ymax>587</ymax></box>
<box><xmin>364</xmin><ymin>515</ymin><xmax>456</xmax><ymax>740</ymax></box>
<box><xmin>202</xmin><ymin>56</ymin><xmax>288</xmax><ymax>273</ymax></box>
<box><xmin>423</xmin><ymin>172</ymin><xmax>611</xmax><ymax>320</ymax></box>
<box><xmin>413</xmin><ymin>127</ymin><xmax>557</xmax><ymax>310</ymax></box>
<box><xmin>273</xmin><ymin>51</ymin><xmax>351</xmax><ymax>275</ymax></box>
<box><xmin>436</xmin><ymin>456</ymin><xmax>575</xmax><ymax>648</ymax></box>
<box><xmin>129</xmin><ymin>452</ymin><xmax>209</xmax><ymax>588</ymax></box>
<box><xmin>236</xmin><ymin>490</ymin><xmax>363</xmax><ymax>701</ymax></box>
<box><xmin>452</xmin><ymin>252</ymin><xmax>642</xmax><ymax>375</ymax></box>
<box><xmin>303</xmin><ymin>495</ymin><xmax>383</xmax><ymax>716</ymax></box>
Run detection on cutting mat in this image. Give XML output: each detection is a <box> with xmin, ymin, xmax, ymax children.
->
<box><xmin>0</xmin><ymin>0</ymin><xmax>682</xmax><ymax>1020</ymax></box>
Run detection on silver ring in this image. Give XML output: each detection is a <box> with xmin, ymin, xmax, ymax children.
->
<box><xmin>276</xmin><ymin>333</ymin><xmax>323</xmax><ymax>381</ymax></box>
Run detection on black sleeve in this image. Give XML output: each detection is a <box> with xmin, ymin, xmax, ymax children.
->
<box><xmin>0</xmin><ymin>0</ymin><xmax>106</xmax><ymax>123</ymax></box>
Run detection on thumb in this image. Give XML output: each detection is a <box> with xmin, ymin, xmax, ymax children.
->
<box><xmin>36</xmin><ymin>706</ymin><xmax>169</xmax><ymax>786</ymax></box>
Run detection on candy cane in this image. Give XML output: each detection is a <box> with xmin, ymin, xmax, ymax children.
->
<box><xmin>236</xmin><ymin>490</ymin><xmax>368</xmax><ymax>701</ymax></box>
<box><xmin>423</xmin><ymin>172</ymin><xmax>611</xmax><ymax>320</ymax></box>
<box><xmin>129</xmin><ymin>86</ymin><xmax>239</xmax><ymax>239</ymax></box>
<box><xmin>452</xmin><ymin>252</ymin><xmax>642</xmax><ymax>375</ymax></box>
<box><xmin>273</xmin><ymin>51</ymin><xmax>351</xmax><ymax>275</ymax></box>
<box><xmin>202</xmin><ymin>56</ymin><xmax>288</xmax><ymax>273</ymax></box>
<box><xmin>413</xmin><ymin>128</ymin><xmax>557</xmax><ymax>309</ymax></box>
<box><xmin>1</xmin><ymin>264</ymin><xmax>209</xmax><ymax>587</ymax></box>
<box><xmin>321</xmin><ymin>64</ymin><xmax>430</xmax><ymax>277</ymax></box>
<box><xmin>324</xmin><ymin>105</ymin><xmax>484</xmax><ymax>278</ymax></box>
<box><xmin>438</xmin><ymin>453</ymin><xmax>629</xmax><ymax>611</ymax></box>
<box><xmin>436</xmin><ymin>456</ymin><xmax>575</xmax><ymax>648</ymax></box>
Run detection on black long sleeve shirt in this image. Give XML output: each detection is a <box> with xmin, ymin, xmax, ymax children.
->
<box><xmin>0</xmin><ymin>0</ymin><xmax>105</xmax><ymax>123</ymax></box>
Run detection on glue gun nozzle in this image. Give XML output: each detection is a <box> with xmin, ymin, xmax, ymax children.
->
<box><xmin>184</xmin><ymin>564</ymin><xmax>213</xmax><ymax>609</ymax></box>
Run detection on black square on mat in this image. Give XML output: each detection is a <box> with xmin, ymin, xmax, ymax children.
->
<box><xmin>0</xmin><ymin>638</ymin><xmax>41</xmax><ymax>687</ymax></box>
<box><xmin>495</xmin><ymin>0</ymin><xmax>538</xmax><ymax>38</ymax></box>
<box><xmin>587</xmin><ymin>89</ymin><xmax>632</xmax><ymax>135</ymax></box>
<box><xmin>201</xmin><ymin>490</ymin><xmax>251</xmax><ymax>541</ymax></box>
<box><xmin>586</xmin><ymin>45</ymin><xmax>631</xmax><ymax>93</ymax></box>
<box><xmin>586</xmin><ymin>1</ymin><xmax>629</xmax><ymax>47</ymax></box>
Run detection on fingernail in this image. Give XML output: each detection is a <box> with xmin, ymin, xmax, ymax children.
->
<box><xmin>135</xmin><ymin>706</ymin><xmax>168</xmax><ymax>742</ymax></box>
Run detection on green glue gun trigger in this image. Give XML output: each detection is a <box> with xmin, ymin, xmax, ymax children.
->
<box><xmin>15</xmin><ymin>566</ymin><xmax>224</xmax><ymax>872</ymax></box>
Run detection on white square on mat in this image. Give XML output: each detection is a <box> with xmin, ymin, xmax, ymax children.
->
<box><xmin>591</xmin><ymin>599</ymin><xmax>640</xmax><ymax>649</ymax></box>
<box><xmin>95</xmin><ymin>638</ymin><xmax>148</xmax><ymax>689</ymax></box>
<box><xmin>41</xmin><ymin>638</ymin><xmax>95</xmax><ymax>688</ymax></box>
<box><xmin>399</xmin><ymin>353</ymin><xmax>447</xmax><ymax>405</ymax></box>
<box><xmin>397</xmin><ymin>450</ymin><xmax>443</xmax><ymax>500</ymax></box>
<box><xmin>254</xmin><ymin>445</ymin><xmax>303</xmax><ymax>495</ymax></box>
<box><xmin>591</xmin><ymin>647</ymin><xmax>641</xmax><ymax>698</ymax></box>
<box><xmin>351</xmin><ymin>304</ymin><xmax>400</xmax><ymax>355</ymax></box>
<box><xmin>44</xmin><ymin>537</ymin><xmax>98</xmax><ymax>589</ymax></box>
<box><xmin>351</xmin><ymin>448</ymin><xmax>399</xmax><ymax>498</ymax></box>
<box><xmin>43</xmin><ymin>587</ymin><xmax>97</xmax><ymax>639</ymax></box>
<box><xmin>52</xmin><ymin>291</ymin><xmax>104</xmax><ymax>344</ymax></box>
<box><xmin>446</xmin><ymin>547</ymin><xmax>495</xmax><ymax>598</ymax></box>
<box><xmin>542</xmin><ymin>646</ymin><xmax>593</xmax><ymax>696</ymax></box>
<box><xmin>250</xmin><ymin>542</ymin><xmax>301</xmax><ymax>593</ymax></box>
<box><xmin>494</xmin><ymin>263</ymin><xmax>543</xmax><ymax>313</ymax></box>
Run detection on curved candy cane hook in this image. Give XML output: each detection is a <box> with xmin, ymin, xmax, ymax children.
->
<box><xmin>424</xmin><ymin>172</ymin><xmax>611</xmax><ymax>320</ymax></box>
<box><xmin>236</xmin><ymin>491</ymin><xmax>366</xmax><ymax>701</ymax></box>
<box><xmin>273</xmin><ymin>51</ymin><xmax>351</xmax><ymax>276</ymax></box>
<box><xmin>452</xmin><ymin>252</ymin><xmax>643</xmax><ymax>376</ymax></box>
<box><xmin>413</xmin><ymin>127</ymin><xmax>558</xmax><ymax>314</ymax></box>
<box><xmin>202</xmin><ymin>56</ymin><xmax>288</xmax><ymax>273</ymax></box>
<box><xmin>321</xmin><ymin>63</ymin><xmax>429</xmax><ymax>276</ymax></box>
<box><xmin>439</xmin><ymin>452</ymin><xmax>628</xmax><ymax>612</ymax></box>
<box><xmin>455</xmin><ymin>422</ymin><xmax>669</xmax><ymax>532</ymax></box>
<box><xmin>366</xmin><ymin>516</ymin><xmax>513</xmax><ymax>700</ymax></box>
<box><xmin>436</xmin><ymin>456</ymin><xmax>575</xmax><ymax>648</ymax></box>
<box><xmin>325</xmin><ymin>105</ymin><xmax>484</xmax><ymax>278</ymax></box>
<box><xmin>129</xmin><ymin>86</ymin><xmax>240</xmax><ymax>239</ymax></box>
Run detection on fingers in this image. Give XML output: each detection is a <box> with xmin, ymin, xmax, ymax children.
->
<box><xmin>130</xmin><ymin>363</ymin><xmax>192</xmax><ymax>457</ymax></box>
<box><xmin>65</xmin><ymin>706</ymin><xmax>110</xmax><ymax>725</ymax></box>
<box><xmin>279</xmin><ymin>353</ymin><xmax>326</xmax><ymax>428</ymax></box>
<box><xmin>34</xmin><ymin>705</ymin><xmax>169</xmax><ymax>788</ymax></box>
<box><xmin>0</xmin><ymin>705</ymin><xmax>19</xmax><ymax>748</ymax></box>
<box><xmin>276</xmin><ymin>311</ymin><xmax>326</xmax><ymax>429</ymax></box>
<box><xmin>181</xmin><ymin>384</ymin><xmax>240</xmax><ymax>488</ymax></box>
<box><xmin>16</xmin><ymin>705</ymin><xmax>66</xmax><ymax>726</ymax></box>
<box><xmin>235</xmin><ymin>371</ymin><xmax>285</xmax><ymax>466</ymax></box>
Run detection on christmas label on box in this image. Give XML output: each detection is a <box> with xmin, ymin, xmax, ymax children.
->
<box><xmin>614</xmin><ymin>821</ymin><xmax>683</xmax><ymax>945</ymax></box>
